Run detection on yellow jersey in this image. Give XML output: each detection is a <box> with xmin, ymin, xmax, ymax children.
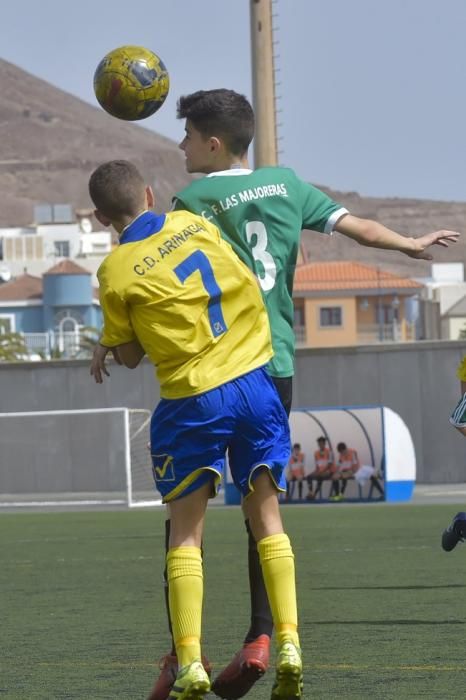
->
<box><xmin>98</xmin><ymin>210</ymin><xmax>273</xmax><ymax>398</ymax></box>
<box><xmin>457</xmin><ymin>356</ymin><xmax>466</xmax><ymax>381</ymax></box>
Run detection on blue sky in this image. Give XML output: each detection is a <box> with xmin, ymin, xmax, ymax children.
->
<box><xmin>2</xmin><ymin>0</ymin><xmax>465</xmax><ymax>201</ymax></box>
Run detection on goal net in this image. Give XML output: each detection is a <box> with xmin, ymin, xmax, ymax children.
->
<box><xmin>0</xmin><ymin>408</ymin><xmax>162</xmax><ymax>508</ymax></box>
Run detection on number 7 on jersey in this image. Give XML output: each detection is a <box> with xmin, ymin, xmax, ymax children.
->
<box><xmin>173</xmin><ymin>250</ymin><xmax>227</xmax><ymax>337</ymax></box>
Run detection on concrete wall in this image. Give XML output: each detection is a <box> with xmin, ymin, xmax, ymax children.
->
<box><xmin>0</xmin><ymin>340</ymin><xmax>465</xmax><ymax>491</ymax></box>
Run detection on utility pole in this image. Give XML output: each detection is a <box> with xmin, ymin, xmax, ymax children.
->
<box><xmin>250</xmin><ymin>0</ymin><xmax>278</xmax><ymax>167</ymax></box>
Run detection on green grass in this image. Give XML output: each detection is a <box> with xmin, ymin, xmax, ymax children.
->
<box><xmin>1</xmin><ymin>503</ymin><xmax>466</xmax><ymax>699</ymax></box>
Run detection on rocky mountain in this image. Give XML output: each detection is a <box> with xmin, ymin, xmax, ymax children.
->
<box><xmin>0</xmin><ymin>58</ymin><xmax>465</xmax><ymax>279</ymax></box>
<box><xmin>0</xmin><ymin>58</ymin><xmax>192</xmax><ymax>225</ymax></box>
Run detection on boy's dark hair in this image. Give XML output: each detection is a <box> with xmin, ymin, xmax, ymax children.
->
<box><xmin>293</xmin><ymin>443</ymin><xmax>301</xmax><ymax>450</ymax></box>
<box><xmin>337</xmin><ymin>442</ymin><xmax>347</xmax><ymax>452</ymax></box>
<box><xmin>177</xmin><ymin>89</ymin><xmax>254</xmax><ymax>156</ymax></box>
<box><xmin>317</xmin><ymin>436</ymin><xmax>326</xmax><ymax>443</ymax></box>
<box><xmin>89</xmin><ymin>160</ymin><xmax>146</xmax><ymax>219</ymax></box>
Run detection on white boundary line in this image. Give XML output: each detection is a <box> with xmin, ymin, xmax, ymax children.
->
<box><xmin>0</xmin><ymin>408</ymin><xmax>128</xmax><ymax>417</ymax></box>
<box><xmin>0</xmin><ymin>499</ymin><xmax>127</xmax><ymax>507</ymax></box>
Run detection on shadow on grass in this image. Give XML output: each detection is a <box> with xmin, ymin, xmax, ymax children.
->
<box><xmin>312</xmin><ymin>619</ymin><xmax>465</xmax><ymax>625</ymax></box>
<box><xmin>310</xmin><ymin>584</ymin><xmax>466</xmax><ymax>591</ymax></box>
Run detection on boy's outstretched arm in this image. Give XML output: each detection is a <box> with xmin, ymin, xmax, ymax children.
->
<box><xmin>335</xmin><ymin>214</ymin><xmax>460</xmax><ymax>260</ymax></box>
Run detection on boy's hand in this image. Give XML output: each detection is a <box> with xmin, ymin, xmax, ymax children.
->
<box><xmin>90</xmin><ymin>342</ymin><xmax>111</xmax><ymax>384</ymax></box>
<box><xmin>408</xmin><ymin>230</ymin><xmax>460</xmax><ymax>260</ymax></box>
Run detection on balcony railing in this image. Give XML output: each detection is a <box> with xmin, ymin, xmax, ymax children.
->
<box><xmin>22</xmin><ymin>331</ymin><xmax>93</xmax><ymax>359</ymax></box>
<box><xmin>357</xmin><ymin>321</ymin><xmax>416</xmax><ymax>344</ymax></box>
<box><xmin>293</xmin><ymin>321</ymin><xmax>417</xmax><ymax>347</ymax></box>
<box><xmin>294</xmin><ymin>325</ymin><xmax>307</xmax><ymax>346</ymax></box>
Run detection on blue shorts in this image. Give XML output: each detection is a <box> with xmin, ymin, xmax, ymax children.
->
<box><xmin>150</xmin><ymin>367</ymin><xmax>290</xmax><ymax>502</ymax></box>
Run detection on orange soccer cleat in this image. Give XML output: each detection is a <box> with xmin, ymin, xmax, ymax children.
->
<box><xmin>211</xmin><ymin>634</ymin><xmax>270</xmax><ymax>699</ymax></box>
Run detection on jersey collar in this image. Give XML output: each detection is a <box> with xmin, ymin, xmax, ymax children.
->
<box><xmin>119</xmin><ymin>211</ymin><xmax>166</xmax><ymax>244</ymax></box>
<box><xmin>206</xmin><ymin>168</ymin><xmax>253</xmax><ymax>177</ymax></box>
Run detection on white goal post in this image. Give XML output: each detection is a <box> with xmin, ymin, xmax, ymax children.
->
<box><xmin>0</xmin><ymin>408</ymin><xmax>162</xmax><ymax>508</ymax></box>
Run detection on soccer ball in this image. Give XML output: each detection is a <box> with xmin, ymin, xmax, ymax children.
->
<box><xmin>93</xmin><ymin>45</ymin><xmax>169</xmax><ymax>121</ymax></box>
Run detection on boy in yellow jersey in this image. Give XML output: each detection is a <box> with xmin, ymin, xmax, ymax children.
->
<box><xmin>442</xmin><ymin>357</ymin><xmax>466</xmax><ymax>552</ymax></box>
<box><xmin>89</xmin><ymin>160</ymin><xmax>303</xmax><ymax>700</ymax></box>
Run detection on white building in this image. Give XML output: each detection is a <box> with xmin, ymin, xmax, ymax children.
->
<box><xmin>0</xmin><ymin>203</ymin><xmax>112</xmax><ymax>281</ymax></box>
<box><xmin>417</xmin><ymin>263</ymin><xmax>466</xmax><ymax>340</ymax></box>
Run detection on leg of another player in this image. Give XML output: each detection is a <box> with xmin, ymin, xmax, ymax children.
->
<box><xmin>245</xmin><ymin>469</ymin><xmax>303</xmax><ymax>699</ymax></box>
<box><xmin>340</xmin><ymin>473</ymin><xmax>349</xmax><ymax>496</ymax></box>
<box><xmin>330</xmin><ymin>474</ymin><xmax>341</xmax><ymax>500</ymax></box>
<box><xmin>148</xmin><ymin>484</ymin><xmax>211</xmax><ymax>700</ymax></box>
<box><xmin>151</xmin><ymin>518</ymin><xmax>211</xmax><ymax>700</ymax></box>
<box><xmin>370</xmin><ymin>474</ymin><xmax>385</xmax><ymax>496</ymax></box>
<box><xmin>442</xmin><ymin>511</ymin><xmax>466</xmax><ymax>551</ymax></box>
<box><xmin>298</xmin><ymin>478</ymin><xmax>303</xmax><ymax>500</ymax></box>
<box><xmin>213</xmin><ymin>376</ymin><xmax>291</xmax><ymax>699</ymax></box>
<box><xmin>211</xmin><ymin>500</ymin><xmax>275</xmax><ymax>700</ymax></box>
<box><xmin>166</xmin><ymin>483</ymin><xmax>211</xmax><ymax>694</ymax></box>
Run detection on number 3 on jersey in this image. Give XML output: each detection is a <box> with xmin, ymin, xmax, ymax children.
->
<box><xmin>245</xmin><ymin>221</ymin><xmax>277</xmax><ymax>292</ymax></box>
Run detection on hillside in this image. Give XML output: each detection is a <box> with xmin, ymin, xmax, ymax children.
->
<box><xmin>0</xmin><ymin>58</ymin><xmax>192</xmax><ymax>225</ymax></box>
<box><xmin>0</xmin><ymin>58</ymin><xmax>465</xmax><ymax>279</ymax></box>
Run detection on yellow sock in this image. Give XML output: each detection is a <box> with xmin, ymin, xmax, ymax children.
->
<box><xmin>257</xmin><ymin>533</ymin><xmax>300</xmax><ymax>648</ymax></box>
<box><xmin>167</xmin><ymin>546</ymin><xmax>203</xmax><ymax>668</ymax></box>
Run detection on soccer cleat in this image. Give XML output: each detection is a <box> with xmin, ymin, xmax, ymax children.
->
<box><xmin>211</xmin><ymin>634</ymin><xmax>270</xmax><ymax>699</ymax></box>
<box><xmin>167</xmin><ymin>660</ymin><xmax>211</xmax><ymax>700</ymax></box>
<box><xmin>270</xmin><ymin>641</ymin><xmax>303</xmax><ymax>700</ymax></box>
<box><xmin>148</xmin><ymin>654</ymin><xmax>212</xmax><ymax>700</ymax></box>
<box><xmin>442</xmin><ymin>512</ymin><xmax>466</xmax><ymax>552</ymax></box>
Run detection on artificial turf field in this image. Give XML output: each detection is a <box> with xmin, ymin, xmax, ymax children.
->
<box><xmin>1</xmin><ymin>503</ymin><xmax>466</xmax><ymax>699</ymax></box>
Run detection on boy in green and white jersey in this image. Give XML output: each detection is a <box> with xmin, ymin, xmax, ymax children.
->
<box><xmin>174</xmin><ymin>166</ymin><xmax>346</xmax><ymax>380</ymax></box>
<box><xmin>150</xmin><ymin>89</ymin><xmax>459</xmax><ymax>700</ymax></box>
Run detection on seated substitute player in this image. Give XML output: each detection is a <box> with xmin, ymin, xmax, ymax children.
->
<box><xmin>88</xmin><ymin>160</ymin><xmax>303</xmax><ymax>700</ymax></box>
<box><xmin>154</xmin><ymin>88</ymin><xmax>460</xmax><ymax>700</ymax></box>
<box><xmin>286</xmin><ymin>443</ymin><xmax>306</xmax><ymax>500</ymax></box>
<box><xmin>442</xmin><ymin>356</ymin><xmax>466</xmax><ymax>551</ymax></box>
<box><xmin>330</xmin><ymin>442</ymin><xmax>360</xmax><ymax>501</ymax></box>
<box><xmin>306</xmin><ymin>436</ymin><xmax>335</xmax><ymax>500</ymax></box>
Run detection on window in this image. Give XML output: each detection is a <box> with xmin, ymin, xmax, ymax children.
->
<box><xmin>293</xmin><ymin>305</ymin><xmax>305</xmax><ymax>327</ymax></box>
<box><xmin>0</xmin><ymin>315</ymin><xmax>15</xmax><ymax>333</ymax></box>
<box><xmin>54</xmin><ymin>241</ymin><xmax>70</xmax><ymax>257</ymax></box>
<box><xmin>377</xmin><ymin>304</ymin><xmax>398</xmax><ymax>324</ymax></box>
<box><xmin>54</xmin><ymin>309</ymin><xmax>84</xmax><ymax>332</ymax></box>
<box><xmin>320</xmin><ymin>306</ymin><xmax>342</xmax><ymax>327</ymax></box>
<box><xmin>61</xmin><ymin>318</ymin><xmax>78</xmax><ymax>333</ymax></box>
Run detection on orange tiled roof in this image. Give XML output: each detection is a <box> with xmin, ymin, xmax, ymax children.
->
<box><xmin>44</xmin><ymin>259</ymin><xmax>91</xmax><ymax>275</ymax></box>
<box><xmin>294</xmin><ymin>261</ymin><xmax>423</xmax><ymax>292</ymax></box>
<box><xmin>0</xmin><ymin>274</ymin><xmax>42</xmax><ymax>301</ymax></box>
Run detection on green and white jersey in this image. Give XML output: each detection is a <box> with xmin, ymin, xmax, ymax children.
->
<box><xmin>174</xmin><ymin>167</ymin><xmax>348</xmax><ymax>377</ymax></box>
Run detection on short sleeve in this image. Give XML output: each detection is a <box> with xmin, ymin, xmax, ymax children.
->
<box><xmin>99</xmin><ymin>285</ymin><xmax>136</xmax><ymax>347</ymax></box>
<box><xmin>294</xmin><ymin>174</ymin><xmax>348</xmax><ymax>234</ymax></box>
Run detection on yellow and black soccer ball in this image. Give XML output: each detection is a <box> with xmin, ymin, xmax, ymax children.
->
<box><xmin>93</xmin><ymin>45</ymin><xmax>169</xmax><ymax>121</ymax></box>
